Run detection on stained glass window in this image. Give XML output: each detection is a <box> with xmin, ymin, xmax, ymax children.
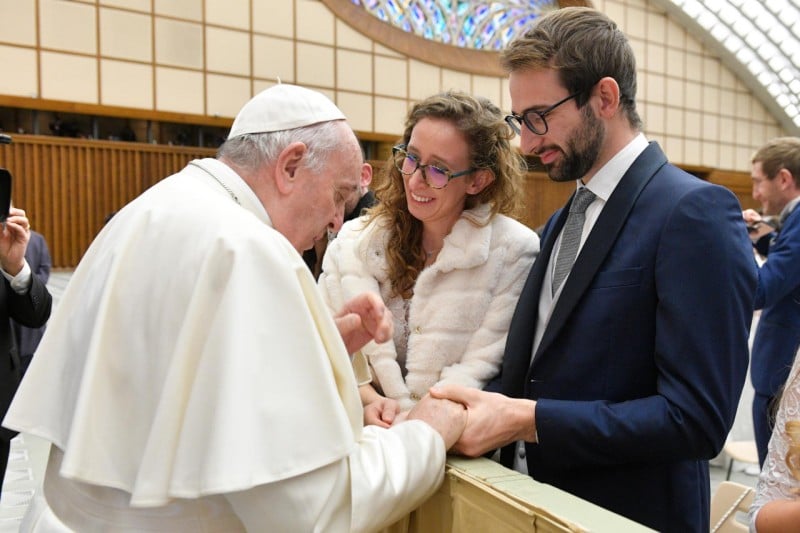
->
<box><xmin>350</xmin><ymin>0</ymin><xmax>559</xmax><ymax>50</ymax></box>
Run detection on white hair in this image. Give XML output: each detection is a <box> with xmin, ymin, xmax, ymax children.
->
<box><xmin>217</xmin><ymin>120</ymin><xmax>351</xmax><ymax>174</ymax></box>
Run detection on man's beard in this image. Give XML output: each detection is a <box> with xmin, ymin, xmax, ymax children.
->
<box><xmin>545</xmin><ymin>104</ymin><xmax>605</xmax><ymax>183</ymax></box>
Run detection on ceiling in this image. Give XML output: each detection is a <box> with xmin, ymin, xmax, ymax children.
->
<box><xmin>349</xmin><ymin>0</ymin><xmax>800</xmax><ymax>135</ymax></box>
<box><xmin>652</xmin><ymin>0</ymin><xmax>800</xmax><ymax>135</ymax></box>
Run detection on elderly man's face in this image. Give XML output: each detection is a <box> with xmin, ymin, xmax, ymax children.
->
<box><xmin>292</xmin><ymin>131</ymin><xmax>361</xmax><ymax>252</ymax></box>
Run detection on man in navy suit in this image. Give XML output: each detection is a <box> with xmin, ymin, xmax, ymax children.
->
<box><xmin>431</xmin><ymin>7</ymin><xmax>757</xmax><ymax>532</ymax></box>
<box><xmin>742</xmin><ymin>137</ymin><xmax>800</xmax><ymax>467</ymax></box>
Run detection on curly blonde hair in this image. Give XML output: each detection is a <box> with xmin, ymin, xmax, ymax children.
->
<box><xmin>366</xmin><ymin>91</ymin><xmax>527</xmax><ymax>299</ymax></box>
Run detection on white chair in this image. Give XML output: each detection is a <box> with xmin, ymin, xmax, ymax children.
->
<box><xmin>724</xmin><ymin>440</ymin><xmax>759</xmax><ymax>480</ymax></box>
<box><xmin>710</xmin><ymin>481</ymin><xmax>754</xmax><ymax>533</ymax></box>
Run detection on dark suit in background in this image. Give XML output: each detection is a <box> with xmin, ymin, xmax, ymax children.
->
<box><xmin>743</xmin><ymin>137</ymin><xmax>800</xmax><ymax>467</ymax></box>
<box><xmin>11</xmin><ymin>230</ymin><xmax>52</xmax><ymax>374</ymax></box>
<box><xmin>0</xmin><ymin>272</ymin><xmax>51</xmax><ymax>492</ymax></box>
<box><xmin>750</xmin><ymin>197</ymin><xmax>800</xmax><ymax>465</ymax></box>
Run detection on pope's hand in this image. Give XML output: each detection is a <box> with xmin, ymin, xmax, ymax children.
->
<box><xmin>406</xmin><ymin>394</ymin><xmax>467</xmax><ymax>450</ymax></box>
<box><xmin>334</xmin><ymin>292</ymin><xmax>393</xmax><ymax>354</ymax></box>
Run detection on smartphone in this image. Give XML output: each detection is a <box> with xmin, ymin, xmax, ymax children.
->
<box><xmin>0</xmin><ymin>169</ymin><xmax>12</xmax><ymax>223</ymax></box>
<box><xmin>746</xmin><ymin>222</ymin><xmax>761</xmax><ymax>233</ymax></box>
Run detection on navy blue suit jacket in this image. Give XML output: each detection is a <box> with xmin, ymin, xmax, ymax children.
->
<box><xmin>750</xmin><ymin>205</ymin><xmax>800</xmax><ymax>397</ymax></box>
<box><xmin>499</xmin><ymin>143</ymin><xmax>757</xmax><ymax>532</ymax></box>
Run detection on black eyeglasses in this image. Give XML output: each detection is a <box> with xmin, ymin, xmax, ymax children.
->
<box><xmin>505</xmin><ymin>91</ymin><xmax>581</xmax><ymax>136</ymax></box>
<box><xmin>391</xmin><ymin>145</ymin><xmax>475</xmax><ymax>189</ymax></box>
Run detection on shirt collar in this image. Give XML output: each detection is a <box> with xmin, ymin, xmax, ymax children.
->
<box><xmin>780</xmin><ymin>195</ymin><xmax>800</xmax><ymax>224</ymax></box>
<box><xmin>578</xmin><ymin>133</ymin><xmax>648</xmax><ymax>200</ymax></box>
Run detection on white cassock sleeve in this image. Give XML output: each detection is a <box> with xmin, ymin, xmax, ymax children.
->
<box><xmin>225</xmin><ymin>421</ymin><xmax>444</xmax><ymax>532</ymax></box>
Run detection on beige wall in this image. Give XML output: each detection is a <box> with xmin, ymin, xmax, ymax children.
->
<box><xmin>0</xmin><ymin>0</ymin><xmax>788</xmax><ymax>171</ymax></box>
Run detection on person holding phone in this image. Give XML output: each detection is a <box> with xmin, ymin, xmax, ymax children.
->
<box><xmin>0</xmin><ymin>203</ymin><xmax>52</xmax><ymax>494</ymax></box>
<box><xmin>742</xmin><ymin>137</ymin><xmax>800</xmax><ymax>467</ymax></box>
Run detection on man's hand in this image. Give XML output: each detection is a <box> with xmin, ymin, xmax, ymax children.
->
<box><xmin>334</xmin><ymin>292</ymin><xmax>392</xmax><ymax>354</ymax></box>
<box><xmin>743</xmin><ymin>209</ymin><xmax>775</xmax><ymax>241</ymax></box>
<box><xmin>406</xmin><ymin>394</ymin><xmax>467</xmax><ymax>450</ymax></box>
<box><xmin>742</xmin><ymin>208</ymin><xmax>762</xmax><ymax>225</ymax></box>
<box><xmin>363</xmin><ymin>396</ymin><xmax>400</xmax><ymax>428</ymax></box>
<box><xmin>429</xmin><ymin>384</ymin><xmax>536</xmax><ymax>457</ymax></box>
<box><xmin>0</xmin><ymin>207</ymin><xmax>31</xmax><ymax>276</ymax></box>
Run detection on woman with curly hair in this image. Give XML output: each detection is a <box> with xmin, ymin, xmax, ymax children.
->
<box><xmin>318</xmin><ymin>91</ymin><xmax>539</xmax><ymax>426</ymax></box>
<box><xmin>749</xmin><ymin>345</ymin><xmax>800</xmax><ymax>532</ymax></box>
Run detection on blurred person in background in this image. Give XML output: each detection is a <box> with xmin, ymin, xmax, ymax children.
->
<box><xmin>742</xmin><ymin>137</ymin><xmax>800</xmax><ymax>467</ymax></box>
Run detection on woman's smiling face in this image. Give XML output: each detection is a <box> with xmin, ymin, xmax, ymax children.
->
<box><xmin>402</xmin><ymin>117</ymin><xmax>475</xmax><ymax>231</ymax></box>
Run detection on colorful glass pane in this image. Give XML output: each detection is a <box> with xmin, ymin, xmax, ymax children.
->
<box><xmin>351</xmin><ymin>0</ymin><xmax>559</xmax><ymax>50</ymax></box>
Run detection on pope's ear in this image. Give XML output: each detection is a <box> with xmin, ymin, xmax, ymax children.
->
<box><xmin>466</xmin><ymin>169</ymin><xmax>494</xmax><ymax>195</ymax></box>
<box><xmin>274</xmin><ymin>142</ymin><xmax>307</xmax><ymax>194</ymax></box>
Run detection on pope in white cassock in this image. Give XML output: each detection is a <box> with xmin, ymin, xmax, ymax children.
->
<box><xmin>2</xmin><ymin>84</ymin><xmax>467</xmax><ymax>532</ymax></box>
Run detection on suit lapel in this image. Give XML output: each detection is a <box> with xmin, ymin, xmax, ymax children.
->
<box><xmin>530</xmin><ymin>142</ymin><xmax>668</xmax><ymax>369</ymax></box>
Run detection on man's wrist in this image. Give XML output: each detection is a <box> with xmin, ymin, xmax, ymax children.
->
<box><xmin>1</xmin><ymin>259</ymin><xmax>32</xmax><ymax>294</ymax></box>
<box><xmin>513</xmin><ymin>398</ymin><xmax>537</xmax><ymax>443</ymax></box>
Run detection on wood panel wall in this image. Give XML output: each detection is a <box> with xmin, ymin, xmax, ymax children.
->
<box><xmin>0</xmin><ymin>135</ymin><xmax>215</xmax><ymax>268</ymax></box>
<box><xmin>522</xmin><ymin>168</ymin><xmax>757</xmax><ymax>232</ymax></box>
<box><xmin>0</xmin><ymin>135</ymin><xmax>754</xmax><ymax>268</ymax></box>
<box><xmin>709</xmin><ymin>169</ymin><xmax>758</xmax><ymax>211</ymax></box>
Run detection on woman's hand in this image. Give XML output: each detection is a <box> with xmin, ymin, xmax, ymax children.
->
<box><xmin>364</xmin><ymin>396</ymin><xmax>400</xmax><ymax>428</ymax></box>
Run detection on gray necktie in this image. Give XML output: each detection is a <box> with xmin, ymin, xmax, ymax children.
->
<box><xmin>552</xmin><ymin>187</ymin><xmax>596</xmax><ymax>295</ymax></box>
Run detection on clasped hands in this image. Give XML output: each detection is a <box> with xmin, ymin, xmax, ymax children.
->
<box><xmin>334</xmin><ymin>293</ymin><xmax>536</xmax><ymax>456</ymax></box>
<box><xmin>364</xmin><ymin>386</ymin><xmax>536</xmax><ymax>456</ymax></box>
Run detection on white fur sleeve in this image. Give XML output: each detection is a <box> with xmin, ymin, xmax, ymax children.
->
<box><xmin>437</xmin><ymin>222</ymin><xmax>539</xmax><ymax>388</ymax></box>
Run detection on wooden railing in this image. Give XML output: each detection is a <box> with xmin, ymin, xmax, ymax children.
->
<box><xmin>0</xmin><ymin>134</ymin><xmax>755</xmax><ymax>268</ymax></box>
<box><xmin>0</xmin><ymin>135</ymin><xmax>215</xmax><ymax>268</ymax></box>
<box><xmin>383</xmin><ymin>457</ymin><xmax>654</xmax><ymax>532</ymax></box>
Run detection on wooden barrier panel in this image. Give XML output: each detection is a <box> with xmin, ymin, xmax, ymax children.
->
<box><xmin>709</xmin><ymin>169</ymin><xmax>759</xmax><ymax>211</ymax></box>
<box><xmin>0</xmin><ymin>135</ymin><xmax>215</xmax><ymax>268</ymax></box>
<box><xmin>521</xmin><ymin>171</ymin><xmax>574</xmax><ymax>231</ymax></box>
<box><xmin>523</xmin><ymin>167</ymin><xmax>756</xmax><ymax>232</ymax></box>
<box><xmin>383</xmin><ymin>457</ymin><xmax>655</xmax><ymax>532</ymax></box>
<box><xmin>0</xmin><ymin>134</ymin><xmax>754</xmax><ymax>268</ymax></box>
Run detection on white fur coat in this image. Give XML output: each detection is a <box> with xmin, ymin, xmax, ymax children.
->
<box><xmin>319</xmin><ymin>204</ymin><xmax>539</xmax><ymax>411</ymax></box>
